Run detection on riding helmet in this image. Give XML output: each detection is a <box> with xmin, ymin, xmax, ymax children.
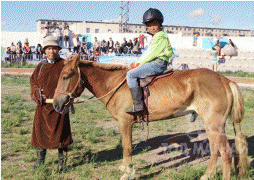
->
<box><xmin>143</xmin><ymin>8</ymin><xmax>164</xmax><ymax>26</ymax></box>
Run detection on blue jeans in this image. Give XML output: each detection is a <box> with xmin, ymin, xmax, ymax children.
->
<box><xmin>126</xmin><ymin>58</ymin><xmax>168</xmax><ymax>88</ymax></box>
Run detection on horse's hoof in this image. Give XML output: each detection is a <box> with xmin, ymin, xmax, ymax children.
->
<box><xmin>200</xmin><ymin>175</ymin><xmax>209</xmax><ymax>180</ymax></box>
<box><xmin>120</xmin><ymin>166</ymin><xmax>135</xmax><ymax>180</ymax></box>
<box><xmin>119</xmin><ymin>165</ymin><xmax>126</xmax><ymax>172</ymax></box>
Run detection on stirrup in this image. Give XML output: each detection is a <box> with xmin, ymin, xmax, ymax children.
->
<box><xmin>190</xmin><ymin>112</ymin><xmax>198</xmax><ymax>122</ymax></box>
<box><xmin>125</xmin><ymin>104</ymin><xmax>144</xmax><ymax>114</ymax></box>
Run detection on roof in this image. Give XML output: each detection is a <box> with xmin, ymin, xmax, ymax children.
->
<box><xmin>37</xmin><ymin>19</ymin><xmax>83</xmax><ymax>23</ymax></box>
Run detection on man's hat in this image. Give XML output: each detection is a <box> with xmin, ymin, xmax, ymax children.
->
<box><xmin>42</xmin><ymin>36</ymin><xmax>62</xmax><ymax>52</ymax></box>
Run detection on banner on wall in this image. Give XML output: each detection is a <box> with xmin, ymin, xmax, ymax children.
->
<box><xmin>202</xmin><ymin>37</ymin><xmax>228</xmax><ymax>49</ymax></box>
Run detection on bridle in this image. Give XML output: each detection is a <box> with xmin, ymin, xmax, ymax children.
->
<box><xmin>56</xmin><ymin>66</ymin><xmax>84</xmax><ymax>114</ymax></box>
<box><xmin>56</xmin><ymin>64</ymin><xmax>126</xmax><ymax>113</ymax></box>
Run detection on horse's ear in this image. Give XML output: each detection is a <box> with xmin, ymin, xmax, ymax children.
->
<box><xmin>64</xmin><ymin>60</ymin><xmax>68</xmax><ymax>65</ymax></box>
<box><xmin>71</xmin><ymin>54</ymin><xmax>80</xmax><ymax>67</ymax></box>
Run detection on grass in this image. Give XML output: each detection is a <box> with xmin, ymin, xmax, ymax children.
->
<box><xmin>1</xmin><ymin>60</ymin><xmax>37</xmax><ymax>68</ymax></box>
<box><xmin>1</xmin><ymin>75</ymin><xmax>254</xmax><ymax>179</ymax></box>
<box><xmin>219</xmin><ymin>70</ymin><xmax>254</xmax><ymax>77</ymax></box>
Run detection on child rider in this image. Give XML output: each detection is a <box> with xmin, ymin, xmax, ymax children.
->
<box><xmin>125</xmin><ymin>8</ymin><xmax>174</xmax><ymax>113</ymax></box>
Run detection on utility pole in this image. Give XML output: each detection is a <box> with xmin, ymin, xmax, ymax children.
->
<box><xmin>119</xmin><ymin>1</ymin><xmax>130</xmax><ymax>33</ymax></box>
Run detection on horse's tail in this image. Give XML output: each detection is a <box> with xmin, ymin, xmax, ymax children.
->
<box><xmin>229</xmin><ymin>81</ymin><xmax>248</xmax><ymax>178</ymax></box>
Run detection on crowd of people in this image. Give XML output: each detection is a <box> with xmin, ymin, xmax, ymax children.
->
<box><xmin>89</xmin><ymin>35</ymin><xmax>146</xmax><ymax>57</ymax></box>
<box><xmin>211</xmin><ymin>38</ymin><xmax>237</xmax><ymax>71</ymax></box>
<box><xmin>5</xmin><ymin>32</ymin><xmax>147</xmax><ymax>63</ymax></box>
<box><xmin>5</xmin><ymin>40</ymin><xmax>44</xmax><ymax>63</ymax></box>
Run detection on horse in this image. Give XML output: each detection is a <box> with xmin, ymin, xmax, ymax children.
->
<box><xmin>52</xmin><ymin>54</ymin><xmax>248</xmax><ymax>180</ymax></box>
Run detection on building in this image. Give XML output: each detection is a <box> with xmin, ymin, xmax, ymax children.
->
<box><xmin>37</xmin><ymin>19</ymin><xmax>254</xmax><ymax>37</ymax></box>
<box><xmin>36</xmin><ymin>19</ymin><xmax>83</xmax><ymax>35</ymax></box>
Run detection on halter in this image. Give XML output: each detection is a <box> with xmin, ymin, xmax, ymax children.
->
<box><xmin>57</xmin><ymin>66</ymin><xmax>84</xmax><ymax>114</ymax></box>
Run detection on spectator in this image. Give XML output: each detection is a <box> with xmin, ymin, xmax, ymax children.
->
<box><xmin>211</xmin><ymin>47</ymin><xmax>218</xmax><ymax>71</ymax></box>
<box><xmin>81</xmin><ymin>37</ymin><xmax>87</xmax><ymax>46</ymax></box>
<box><xmin>82</xmin><ymin>43</ymin><xmax>88</xmax><ymax>54</ymax></box>
<box><xmin>114</xmin><ymin>41</ymin><xmax>121</xmax><ymax>54</ymax></box>
<box><xmin>228</xmin><ymin>39</ymin><xmax>235</xmax><ymax>48</ymax></box>
<box><xmin>73</xmin><ymin>35</ymin><xmax>80</xmax><ymax>54</ymax></box>
<box><xmin>10</xmin><ymin>42</ymin><xmax>16</xmax><ymax>59</ymax></box>
<box><xmin>23</xmin><ymin>42</ymin><xmax>32</xmax><ymax>61</ymax></box>
<box><xmin>138</xmin><ymin>34</ymin><xmax>146</xmax><ymax>49</ymax></box>
<box><xmin>132</xmin><ymin>38</ymin><xmax>140</xmax><ymax>55</ymax></box>
<box><xmin>16</xmin><ymin>42</ymin><xmax>23</xmax><ymax>61</ymax></box>
<box><xmin>93</xmin><ymin>37</ymin><xmax>101</xmax><ymax>53</ymax></box>
<box><xmin>65</xmin><ymin>48</ymin><xmax>74</xmax><ymax>60</ymax></box>
<box><xmin>5</xmin><ymin>47</ymin><xmax>12</xmax><ymax>62</ymax></box>
<box><xmin>94</xmin><ymin>50</ymin><xmax>101</xmax><ymax>61</ymax></box>
<box><xmin>107</xmin><ymin>37</ymin><xmax>114</xmax><ymax>53</ymax></box>
<box><xmin>193</xmin><ymin>33</ymin><xmax>198</xmax><ymax>46</ymax></box>
<box><xmin>127</xmin><ymin>39</ymin><xmax>133</xmax><ymax>54</ymax></box>
<box><xmin>87</xmin><ymin>50</ymin><xmax>94</xmax><ymax>61</ymax></box>
<box><xmin>120</xmin><ymin>38</ymin><xmax>128</xmax><ymax>54</ymax></box>
<box><xmin>108</xmin><ymin>48</ymin><xmax>115</xmax><ymax>56</ymax></box>
<box><xmin>53</xmin><ymin>27</ymin><xmax>63</xmax><ymax>47</ymax></box>
<box><xmin>214</xmin><ymin>40</ymin><xmax>221</xmax><ymax>56</ymax></box>
<box><xmin>221</xmin><ymin>39</ymin><xmax>237</xmax><ymax>58</ymax></box>
<box><xmin>63</xmin><ymin>26</ymin><xmax>71</xmax><ymax>48</ymax></box>
<box><xmin>36</xmin><ymin>44</ymin><xmax>43</xmax><ymax>61</ymax></box>
<box><xmin>17</xmin><ymin>40</ymin><xmax>22</xmax><ymax>48</ymax></box>
<box><xmin>101</xmin><ymin>39</ymin><xmax>108</xmax><ymax>56</ymax></box>
<box><xmin>77</xmin><ymin>41</ymin><xmax>81</xmax><ymax>54</ymax></box>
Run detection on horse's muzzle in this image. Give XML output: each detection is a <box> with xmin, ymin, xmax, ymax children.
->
<box><xmin>53</xmin><ymin>94</ymin><xmax>70</xmax><ymax>112</ymax></box>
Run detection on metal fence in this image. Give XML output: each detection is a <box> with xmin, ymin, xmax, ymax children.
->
<box><xmin>4</xmin><ymin>54</ymin><xmax>45</xmax><ymax>64</ymax></box>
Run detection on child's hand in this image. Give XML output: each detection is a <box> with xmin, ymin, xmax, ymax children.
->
<box><xmin>130</xmin><ymin>62</ymin><xmax>140</xmax><ymax>69</ymax></box>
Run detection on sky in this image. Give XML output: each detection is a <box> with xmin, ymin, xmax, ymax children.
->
<box><xmin>1</xmin><ymin>1</ymin><xmax>254</xmax><ymax>32</ymax></box>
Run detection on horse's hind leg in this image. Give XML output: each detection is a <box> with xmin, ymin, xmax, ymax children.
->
<box><xmin>200</xmin><ymin>132</ymin><xmax>220</xmax><ymax>180</ymax></box>
<box><xmin>201</xmin><ymin>114</ymin><xmax>232</xmax><ymax>180</ymax></box>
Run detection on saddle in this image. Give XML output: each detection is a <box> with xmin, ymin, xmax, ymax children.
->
<box><xmin>135</xmin><ymin>69</ymin><xmax>174</xmax><ymax>129</ymax></box>
<box><xmin>139</xmin><ymin>68</ymin><xmax>174</xmax><ymax>88</ymax></box>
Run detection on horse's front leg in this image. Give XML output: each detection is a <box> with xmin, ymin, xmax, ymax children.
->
<box><xmin>118</xmin><ymin>118</ymin><xmax>134</xmax><ymax>173</ymax></box>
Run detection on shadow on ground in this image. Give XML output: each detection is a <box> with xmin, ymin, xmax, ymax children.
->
<box><xmin>70</xmin><ymin>132</ymin><xmax>254</xmax><ymax>179</ymax></box>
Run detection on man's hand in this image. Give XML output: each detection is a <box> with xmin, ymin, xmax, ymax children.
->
<box><xmin>39</xmin><ymin>89</ymin><xmax>47</xmax><ymax>106</ymax></box>
<box><xmin>130</xmin><ymin>62</ymin><xmax>140</xmax><ymax>69</ymax></box>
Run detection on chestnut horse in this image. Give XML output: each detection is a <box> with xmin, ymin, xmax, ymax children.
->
<box><xmin>53</xmin><ymin>55</ymin><xmax>247</xmax><ymax>180</ymax></box>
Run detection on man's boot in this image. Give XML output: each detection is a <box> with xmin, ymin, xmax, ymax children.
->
<box><xmin>125</xmin><ymin>87</ymin><xmax>144</xmax><ymax>113</ymax></box>
<box><xmin>58</xmin><ymin>151</ymin><xmax>67</xmax><ymax>172</ymax></box>
<box><xmin>33</xmin><ymin>148</ymin><xmax>46</xmax><ymax>170</ymax></box>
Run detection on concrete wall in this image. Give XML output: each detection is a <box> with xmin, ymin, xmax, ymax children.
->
<box><xmin>1</xmin><ymin>31</ymin><xmax>44</xmax><ymax>48</ymax></box>
<box><xmin>1</xmin><ymin>31</ymin><xmax>254</xmax><ymax>52</ymax></box>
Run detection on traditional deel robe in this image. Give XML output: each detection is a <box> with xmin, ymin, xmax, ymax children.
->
<box><xmin>30</xmin><ymin>57</ymin><xmax>73</xmax><ymax>151</ymax></box>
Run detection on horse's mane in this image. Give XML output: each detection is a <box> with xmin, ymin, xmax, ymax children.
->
<box><xmin>79</xmin><ymin>60</ymin><xmax>128</xmax><ymax>71</ymax></box>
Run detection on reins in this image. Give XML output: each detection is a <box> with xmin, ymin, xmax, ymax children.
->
<box><xmin>88</xmin><ymin>78</ymin><xmax>126</xmax><ymax>101</ymax></box>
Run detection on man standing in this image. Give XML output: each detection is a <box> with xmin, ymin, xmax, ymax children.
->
<box><xmin>138</xmin><ymin>34</ymin><xmax>146</xmax><ymax>49</ymax></box>
<box><xmin>54</xmin><ymin>27</ymin><xmax>63</xmax><ymax>48</ymax></box>
<box><xmin>30</xmin><ymin>36</ymin><xmax>73</xmax><ymax>172</ymax></box>
<box><xmin>63</xmin><ymin>26</ymin><xmax>71</xmax><ymax>48</ymax></box>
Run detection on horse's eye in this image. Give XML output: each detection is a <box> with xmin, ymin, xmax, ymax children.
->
<box><xmin>63</xmin><ymin>75</ymin><xmax>68</xmax><ymax>80</ymax></box>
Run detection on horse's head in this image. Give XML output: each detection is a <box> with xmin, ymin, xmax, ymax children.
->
<box><xmin>53</xmin><ymin>54</ymin><xmax>85</xmax><ymax>113</ymax></box>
